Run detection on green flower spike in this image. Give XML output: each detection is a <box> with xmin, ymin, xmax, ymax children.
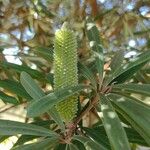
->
<box><xmin>54</xmin><ymin>22</ymin><xmax>78</xmax><ymax>122</ymax></box>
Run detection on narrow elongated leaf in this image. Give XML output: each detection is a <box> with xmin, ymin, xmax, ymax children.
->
<box><xmin>117</xmin><ymin>110</ymin><xmax>132</xmax><ymax>125</ymax></box>
<box><xmin>78</xmin><ymin>61</ymin><xmax>97</xmax><ymax>89</ymax></box>
<box><xmin>48</xmin><ymin>107</ymin><xmax>65</xmax><ymax>132</ymax></box>
<box><xmin>54</xmin><ymin>144</ymin><xmax>66</xmax><ymax>150</ymax></box>
<box><xmin>27</xmin><ymin>84</ymin><xmax>87</xmax><ymax>117</ymax></box>
<box><xmin>20</xmin><ymin>72</ymin><xmax>65</xmax><ymax>132</ymax></box>
<box><xmin>125</xmin><ymin>127</ymin><xmax>148</xmax><ymax>146</ymax></box>
<box><xmin>114</xmin><ymin>63</ymin><xmax>145</xmax><ymax>83</ymax></box>
<box><xmin>0</xmin><ymin>79</ymin><xmax>31</xmax><ymax>100</ymax></box>
<box><xmin>105</xmin><ymin>50</ymin><xmax>150</xmax><ymax>85</ymax></box>
<box><xmin>12</xmin><ymin>137</ymin><xmax>58</xmax><ymax>150</ymax></box>
<box><xmin>35</xmin><ymin>47</ymin><xmax>53</xmax><ymax>62</ymax></box>
<box><xmin>13</xmin><ymin>120</ymin><xmax>55</xmax><ymax>147</ymax></box>
<box><xmin>135</xmin><ymin>69</ymin><xmax>148</xmax><ymax>83</ymax></box>
<box><xmin>0</xmin><ymin>91</ymin><xmax>19</xmax><ymax>104</ymax></box>
<box><xmin>0</xmin><ymin>61</ymin><xmax>46</xmax><ymax>81</ymax></box>
<box><xmin>67</xmin><ymin>143</ymin><xmax>79</xmax><ymax>150</ymax></box>
<box><xmin>72</xmin><ymin>140</ymin><xmax>86</xmax><ymax>150</ymax></box>
<box><xmin>110</xmin><ymin>50</ymin><xmax>124</xmax><ymax>73</ymax></box>
<box><xmin>112</xmin><ymin>83</ymin><xmax>150</xmax><ymax>96</ymax></box>
<box><xmin>86</xmin><ymin>17</ymin><xmax>104</xmax><ymax>84</ymax></box>
<box><xmin>20</xmin><ymin>72</ymin><xmax>45</xmax><ymax>100</ymax></box>
<box><xmin>108</xmin><ymin>93</ymin><xmax>150</xmax><ymax>145</ymax></box>
<box><xmin>91</xmin><ymin>125</ymin><xmax>148</xmax><ymax>147</ymax></box>
<box><xmin>83</xmin><ymin>127</ymin><xmax>111</xmax><ymax>149</ymax></box>
<box><xmin>46</xmin><ymin>73</ymin><xmax>54</xmax><ymax>86</ymax></box>
<box><xmin>0</xmin><ymin>120</ymin><xmax>58</xmax><ymax>137</ymax></box>
<box><xmin>98</xmin><ymin>95</ymin><xmax>130</xmax><ymax>150</ymax></box>
<box><xmin>73</xmin><ymin>135</ymin><xmax>107</xmax><ymax>150</ymax></box>
<box><xmin>13</xmin><ymin>135</ymin><xmax>39</xmax><ymax>147</ymax></box>
<box><xmin>0</xmin><ymin>135</ymin><xmax>9</xmax><ymax>143</ymax></box>
<box><xmin>66</xmin><ymin>144</ymin><xmax>69</xmax><ymax>150</ymax></box>
<box><xmin>30</xmin><ymin>120</ymin><xmax>55</xmax><ymax>127</ymax></box>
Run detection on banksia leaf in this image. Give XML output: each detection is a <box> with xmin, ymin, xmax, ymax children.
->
<box><xmin>54</xmin><ymin>23</ymin><xmax>78</xmax><ymax>122</ymax></box>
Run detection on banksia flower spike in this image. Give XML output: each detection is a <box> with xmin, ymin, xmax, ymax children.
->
<box><xmin>54</xmin><ymin>22</ymin><xmax>78</xmax><ymax>122</ymax></box>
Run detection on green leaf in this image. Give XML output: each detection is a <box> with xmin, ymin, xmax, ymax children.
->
<box><xmin>91</xmin><ymin>125</ymin><xmax>148</xmax><ymax>147</ymax></box>
<box><xmin>98</xmin><ymin>95</ymin><xmax>130</xmax><ymax>150</ymax></box>
<box><xmin>67</xmin><ymin>143</ymin><xmax>79</xmax><ymax>150</ymax></box>
<box><xmin>73</xmin><ymin>135</ymin><xmax>107</xmax><ymax>150</ymax></box>
<box><xmin>110</xmin><ymin>50</ymin><xmax>124</xmax><ymax>73</ymax></box>
<box><xmin>20</xmin><ymin>72</ymin><xmax>45</xmax><ymax>100</ymax></box>
<box><xmin>66</xmin><ymin>144</ymin><xmax>69</xmax><ymax>150</ymax></box>
<box><xmin>54</xmin><ymin>144</ymin><xmax>66</xmax><ymax>150</ymax></box>
<box><xmin>13</xmin><ymin>135</ymin><xmax>39</xmax><ymax>147</ymax></box>
<box><xmin>12</xmin><ymin>137</ymin><xmax>59</xmax><ymax>150</ymax></box>
<box><xmin>20</xmin><ymin>72</ymin><xmax>65</xmax><ymax>132</ymax></box>
<box><xmin>0</xmin><ymin>61</ymin><xmax>46</xmax><ymax>81</ymax></box>
<box><xmin>72</xmin><ymin>140</ymin><xmax>86</xmax><ymax>150</ymax></box>
<box><xmin>27</xmin><ymin>84</ymin><xmax>87</xmax><ymax>117</ymax></box>
<box><xmin>83</xmin><ymin>127</ymin><xmax>110</xmax><ymax>149</ymax></box>
<box><xmin>0</xmin><ymin>91</ymin><xmax>19</xmax><ymax>104</ymax></box>
<box><xmin>111</xmin><ymin>63</ymin><xmax>145</xmax><ymax>84</ymax></box>
<box><xmin>0</xmin><ymin>79</ymin><xmax>31</xmax><ymax>100</ymax></box>
<box><xmin>0</xmin><ymin>120</ymin><xmax>58</xmax><ymax>137</ymax></box>
<box><xmin>48</xmin><ymin>107</ymin><xmax>65</xmax><ymax>132</ymax></box>
<box><xmin>46</xmin><ymin>73</ymin><xmax>54</xmax><ymax>86</ymax></box>
<box><xmin>112</xmin><ymin>83</ymin><xmax>150</xmax><ymax>96</ymax></box>
<box><xmin>105</xmin><ymin>50</ymin><xmax>150</xmax><ymax>85</ymax></box>
<box><xmin>116</xmin><ymin>111</ymin><xmax>131</xmax><ymax>126</ymax></box>
<box><xmin>86</xmin><ymin>17</ymin><xmax>104</xmax><ymax>85</ymax></box>
<box><xmin>125</xmin><ymin>127</ymin><xmax>148</xmax><ymax>146</ymax></box>
<box><xmin>135</xmin><ymin>70</ymin><xmax>148</xmax><ymax>83</ymax></box>
<box><xmin>30</xmin><ymin>120</ymin><xmax>55</xmax><ymax>127</ymax></box>
<box><xmin>108</xmin><ymin>93</ymin><xmax>150</xmax><ymax>145</ymax></box>
<box><xmin>0</xmin><ymin>135</ymin><xmax>10</xmax><ymax>143</ymax></box>
<box><xmin>34</xmin><ymin>47</ymin><xmax>53</xmax><ymax>62</ymax></box>
<box><xmin>78</xmin><ymin>61</ymin><xmax>97</xmax><ymax>89</ymax></box>
<box><xmin>13</xmin><ymin>120</ymin><xmax>55</xmax><ymax>147</ymax></box>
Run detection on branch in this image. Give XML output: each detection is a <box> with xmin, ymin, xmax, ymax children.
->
<box><xmin>63</xmin><ymin>94</ymin><xmax>99</xmax><ymax>142</ymax></box>
<box><xmin>0</xmin><ymin>102</ymin><xmax>27</xmax><ymax>113</ymax></box>
<box><xmin>73</xmin><ymin>94</ymin><xmax>98</xmax><ymax>126</ymax></box>
<box><xmin>0</xmin><ymin>105</ymin><xmax>16</xmax><ymax>113</ymax></box>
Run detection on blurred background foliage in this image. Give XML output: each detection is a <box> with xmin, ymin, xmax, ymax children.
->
<box><xmin>0</xmin><ymin>0</ymin><xmax>150</xmax><ymax>108</ymax></box>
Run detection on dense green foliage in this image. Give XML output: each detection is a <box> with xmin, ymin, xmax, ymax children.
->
<box><xmin>0</xmin><ymin>0</ymin><xmax>150</xmax><ymax>150</ymax></box>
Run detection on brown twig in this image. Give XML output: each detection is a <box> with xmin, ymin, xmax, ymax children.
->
<box><xmin>73</xmin><ymin>94</ymin><xmax>98</xmax><ymax>126</ymax></box>
<box><xmin>0</xmin><ymin>102</ymin><xmax>27</xmax><ymax>113</ymax></box>
<box><xmin>0</xmin><ymin>105</ymin><xmax>16</xmax><ymax>113</ymax></box>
